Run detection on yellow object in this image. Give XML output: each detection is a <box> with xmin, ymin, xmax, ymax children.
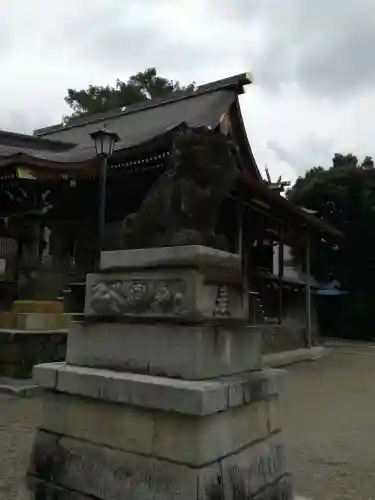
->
<box><xmin>11</xmin><ymin>300</ymin><xmax>64</xmax><ymax>314</ymax></box>
<box><xmin>17</xmin><ymin>167</ymin><xmax>37</xmax><ymax>180</ymax></box>
<box><xmin>0</xmin><ymin>301</ymin><xmax>71</xmax><ymax>330</ymax></box>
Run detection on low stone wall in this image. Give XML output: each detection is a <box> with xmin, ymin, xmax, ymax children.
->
<box><xmin>263</xmin><ymin>325</ymin><xmax>305</xmax><ymax>354</ymax></box>
<box><xmin>262</xmin><ymin>290</ymin><xmax>320</xmax><ymax>354</ymax></box>
<box><xmin>0</xmin><ymin>330</ymin><xmax>67</xmax><ymax>378</ymax></box>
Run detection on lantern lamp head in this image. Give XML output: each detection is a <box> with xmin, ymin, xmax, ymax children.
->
<box><xmin>90</xmin><ymin>126</ymin><xmax>120</xmax><ymax>157</ymax></box>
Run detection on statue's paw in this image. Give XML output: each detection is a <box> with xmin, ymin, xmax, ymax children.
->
<box><xmin>170</xmin><ymin>229</ymin><xmax>205</xmax><ymax>246</ymax></box>
<box><xmin>208</xmin><ymin>233</ymin><xmax>229</xmax><ymax>251</ymax></box>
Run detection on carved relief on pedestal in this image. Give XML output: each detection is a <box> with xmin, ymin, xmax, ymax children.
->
<box><xmin>89</xmin><ymin>280</ymin><xmax>187</xmax><ymax>316</ymax></box>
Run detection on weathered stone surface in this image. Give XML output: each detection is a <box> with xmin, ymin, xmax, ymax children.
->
<box><xmin>197</xmin><ymin>463</ymin><xmax>223</xmax><ymax>500</ymax></box>
<box><xmin>22</xmin><ymin>472</ymin><xmax>103</xmax><ymax>499</ymax></box>
<box><xmin>153</xmin><ymin>402</ymin><xmax>268</xmax><ymax>466</ymax></box>
<box><xmin>27</xmin><ymin>430</ymin><xmax>291</xmax><ymax>499</ymax></box>
<box><xmin>267</xmin><ymin>397</ymin><xmax>283</xmax><ymax>434</ymax></box>
<box><xmin>221</xmin><ymin>434</ymin><xmax>288</xmax><ymax>499</ymax></box>
<box><xmin>67</xmin><ymin>322</ymin><xmax>261</xmax><ymax>379</ymax></box>
<box><xmin>33</xmin><ymin>362</ymin><xmax>64</xmax><ymax>388</ymax></box>
<box><xmin>84</xmin><ymin>269</ymin><xmax>245</xmax><ymax>323</ymax></box>
<box><xmin>84</xmin><ymin>270</ymin><xmax>196</xmax><ymax>320</ymax></box>
<box><xmin>55</xmin><ymin>364</ymin><xmax>227</xmax><ymax>415</ymax></box>
<box><xmin>253</xmin><ymin>475</ymin><xmax>293</xmax><ymax>500</ymax></box>
<box><xmin>87</xmin><ymin>246</ymin><xmax>247</xmax><ymax>323</ymax></box>
<box><xmin>39</xmin><ymin>392</ymin><xmax>269</xmax><ymax>466</ymax></box>
<box><xmin>34</xmin><ymin>363</ymin><xmax>285</xmax><ymax>416</ymax></box>
<box><xmin>28</xmin><ymin>431</ymin><xmax>216</xmax><ymax>500</ymax></box>
<box><xmin>226</xmin><ymin>368</ymin><xmax>286</xmax><ymax>408</ymax></box>
<box><xmin>100</xmin><ymin>245</ymin><xmax>241</xmax><ymax>272</ymax></box>
<box><xmin>27</xmin><ymin>429</ymin><xmax>62</xmax><ymax>481</ymax></box>
<box><xmin>20</xmin><ymin>479</ymin><xmax>95</xmax><ymax>500</ymax></box>
<box><xmin>41</xmin><ymin>392</ymin><xmax>155</xmax><ymax>455</ymax></box>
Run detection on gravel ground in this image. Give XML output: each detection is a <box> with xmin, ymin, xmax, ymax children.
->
<box><xmin>283</xmin><ymin>343</ymin><xmax>375</xmax><ymax>500</ymax></box>
<box><xmin>1</xmin><ymin>344</ymin><xmax>375</xmax><ymax>499</ymax></box>
<box><xmin>0</xmin><ymin>395</ymin><xmax>41</xmax><ymax>500</ymax></box>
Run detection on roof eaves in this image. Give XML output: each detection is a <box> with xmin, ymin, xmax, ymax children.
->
<box><xmin>0</xmin><ymin>130</ymin><xmax>76</xmax><ymax>151</ymax></box>
<box><xmin>238</xmin><ymin>170</ymin><xmax>343</xmax><ymax>237</ymax></box>
<box><xmin>0</xmin><ymin>153</ymin><xmax>96</xmax><ymax>172</ymax></box>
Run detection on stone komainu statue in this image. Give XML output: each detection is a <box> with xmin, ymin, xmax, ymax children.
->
<box><xmin>121</xmin><ymin>125</ymin><xmax>238</xmax><ymax>249</ymax></box>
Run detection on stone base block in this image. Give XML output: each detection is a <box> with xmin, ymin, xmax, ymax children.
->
<box><xmin>66</xmin><ymin>322</ymin><xmax>262</xmax><ymax>379</ymax></box>
<box><xmin>37</xmin><ymin>391</ymin><xmax>275</xmax><ymax>466</ymax></box>
<box><xmin>25</xmin><ymin>430</ymin><xmax>292</xmax><ymax>500</ymax></box>
<box><xmin>34</xmin><ymin>362</ymin><xmax>285</xmax><ymax>415</ymax></box>
<box><xmin>26</xmin><ymin>363</ymin><xmax>292</xmax><ymax>498</ymax></box>
<box><xmin>0</xmin><ymin>330</ymin><xmax>67</xmax><ymax>379</ymax></box>
<box><xmin>32</xmin><ymin>363</ymin><xmax>286</xmax><ymax>466</ymax></box>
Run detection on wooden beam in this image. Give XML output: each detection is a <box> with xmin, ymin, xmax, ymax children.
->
<box><xmin>236</xmin><ymin>202</ymin><xmax>243</xmax><ymax>259</ymax></box>
<box><xmin>305</xmin><ymin>232</ymin><xmax>312</xmax><ymax>347</ymax></box>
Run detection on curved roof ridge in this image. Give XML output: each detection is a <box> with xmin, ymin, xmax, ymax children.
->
<box><xmin>34</xmin><ymin>72</ymin><xmax>252</xmax><ymax>137</ymax></box>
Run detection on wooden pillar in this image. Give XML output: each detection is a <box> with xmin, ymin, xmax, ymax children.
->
<box><xmin>41</xmin><ymin>225</ymin><xmax>52</xmax><ymax>264</ymax></box>
<box><xmin>237</xmin><ymin>202</ymin><xmax>250</xmax><ymax>321</ymax></box>
<box><xmin>278</xmin><ymin>227</ymin><xmax>284</xmax><ymax>325</ymax></box>
<box><xmin>236</xmin><ymin>202</ymin><xmax>243</xmax><ymax>259</ymax></box>
<box><xmin>305</xmin><ymin>232</ymin><xmax>312</xmax><ymax>347</ymax></box>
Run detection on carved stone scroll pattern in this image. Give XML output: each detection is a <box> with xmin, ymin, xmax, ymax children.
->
<box><xmin>89</xmin><ymin>280</ymin><xmax>187</xmax><ymax>316</ymax></box>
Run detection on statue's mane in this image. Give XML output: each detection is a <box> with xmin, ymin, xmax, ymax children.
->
<box><xmin>121</xmin><ymin>125</ymin><xmax>238</xmax><ymax>249</ymax></box>
<box><xmin>168</xmin><ymin>125</ymin><xmax>238</xmax><ymax>179</ymax></box>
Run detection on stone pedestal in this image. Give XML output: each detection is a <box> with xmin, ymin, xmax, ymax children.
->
<box><xmin>23</xmin><ymin>246</ymin><xmax>293</xmax><ymax>500</ymax></box>
<box><xmin>0</xmin><ymin>301</ymin><xmax>69</xmax><ymax>379</ymax></box>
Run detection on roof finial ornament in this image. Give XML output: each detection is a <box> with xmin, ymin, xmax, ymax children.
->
<box><xmin>264</xmin><ymin>165</ymin><xmax>291</xmax><ymax>193</ymax></box>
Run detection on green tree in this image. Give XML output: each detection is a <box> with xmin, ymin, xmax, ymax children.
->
<box><xmin>288</xmin><ymin>154</ymin><xmax>375</xmax><ymax>287</ymax></box>
<box><xmin>288</xmin><ymin>154</ymin><xmax>375</xmax><ymax>338</ymax></box>
<box><xmin>64</xmin><ymin>67</ymin><xmax>194</xmax><ymax>121</ymax></box>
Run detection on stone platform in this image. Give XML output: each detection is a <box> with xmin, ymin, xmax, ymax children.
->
<box><xmin>28</xmin><ymin>362</ymin><xmax>292</xmax><ymax>499</ymax></box>
<box><xmin>23</xmin><ymin>246</ymin><xmax>293</xmax><ymax>499</ymax></box>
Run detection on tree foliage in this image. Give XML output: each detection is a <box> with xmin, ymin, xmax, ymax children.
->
<box><xmin>287</xmin><ymin>153</ymin><xmax>375</xmax><ymax>292</ymax></box>
<box><xmin>64</xmin><ymin>67</ymin><xmax>194</xmax><ymax>121</ymax></box>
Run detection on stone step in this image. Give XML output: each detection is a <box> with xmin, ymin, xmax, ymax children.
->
<box><xmin>0</xmin><ymin>312</ymin><xmax>71</xmax><ymax>330</ymax></box>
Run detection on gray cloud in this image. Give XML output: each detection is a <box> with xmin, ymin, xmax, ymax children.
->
<box><xmin>0</xmin><ymin>0</ymin><xmax>375</xmax><ymax>181</ymax></box>
<box><xmin>213</xmin><ymin>0</ymin><xmax>375</xmax><ymax>98</ymax></box>
<box><xmin>268</xmin><ymin>135</ymin><xmax>335</xmax><ymax>175</ymax></box>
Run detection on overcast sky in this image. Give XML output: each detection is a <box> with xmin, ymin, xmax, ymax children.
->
<box><xmin>0</xmin><ymin>0</ymin><xmax>374</xmax><ymax>182</ymax></box>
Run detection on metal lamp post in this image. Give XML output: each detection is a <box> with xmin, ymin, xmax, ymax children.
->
<box><xmin>90</xmin><ymin>126</ymin><xmax>120</xmax><ymax>268</ymax></box>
